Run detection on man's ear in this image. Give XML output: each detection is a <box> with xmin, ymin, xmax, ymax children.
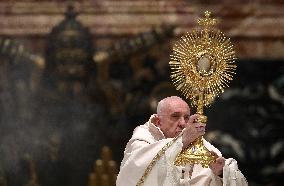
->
<box><xmin>151</xmin><ymin>114</ymin><xmax>160</xmax><ymax>126</ymax></box>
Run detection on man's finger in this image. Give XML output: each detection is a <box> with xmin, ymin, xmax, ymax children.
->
<box><xmin>215</xmin><ymin>157</ymin><xmax>225</xmax><ymax>166</ymax></box>
<box><xmin>188</xmin><ymin>114</ymin><xmax>199</xmax><ymax>124</ymax></box>
<box><xmin>195</xmin><ymin>122</ymin><xmax>206</xmax><ymax>128</ymax></box>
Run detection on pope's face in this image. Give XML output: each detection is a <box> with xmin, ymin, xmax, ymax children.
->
<box><xmin>156</xmin><ymin>99</ymin><xmax>190</xmax><ymax>138</ymax></box>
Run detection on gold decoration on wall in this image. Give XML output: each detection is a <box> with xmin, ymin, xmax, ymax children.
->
<box><xmin>88</xmin><ymin>146</ymin><xmax>118</xmax><ymax>186</ymax></box>
<box><xmin>170</xmin><ymin>11</ymin><xmax>237</xmax><ymax>167</ymax></box>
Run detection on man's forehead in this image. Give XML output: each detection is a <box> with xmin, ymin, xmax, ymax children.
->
<box><xmin>169</xmin><ymin>108</ymin><xmax>190</xmax><ymax>113</ymax></box>
<box><xmin>168</xmin><ymin>100</ymin><xmax>189</xmax><ymax>108</ymax></box>
<box><xmin>158</xmin><ymin>96</ymin><xmax>190</xmax><ymax>114</ymax></box>
<box><xmin>167</xmin><ymin>103</ymin><xmax>190</xmax><ymax>113</ymax></box>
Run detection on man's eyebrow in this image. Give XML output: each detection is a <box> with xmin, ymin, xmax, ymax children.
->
<box><xmin>170</xmin><ymin>112</ymin><xmax>184</xmax><ymax>116</ymax></box>
<box><xmin>171</xmin><ymin>112</ymin><xmax>189</xmax><ymax>114</ymax></box>
<box><xmin>171</xmin><ymin>112</ymin><xmax>181</xmax><ymax>115</ymax></box>
<box><xmin>170</xmin><ymin>112</ymin><xmax>190</xmax><ymax>117</ymax></box>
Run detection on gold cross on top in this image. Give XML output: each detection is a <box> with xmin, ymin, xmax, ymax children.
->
<box><xmin>197</xmin><ymin>11</ymin><xmax>217</xmax><ymax>28</ymax></box>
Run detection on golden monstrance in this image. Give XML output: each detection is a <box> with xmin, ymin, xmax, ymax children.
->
<box><xmin>170</xmin><ymin>11</ymin><xmax>237</xmax><ymax>167</ymax></box>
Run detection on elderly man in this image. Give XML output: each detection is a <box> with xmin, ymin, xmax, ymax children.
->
<box><xmin>117</xmin><ymin>96</ymin><xmax>247</xmax><ymax>186</ymax></box>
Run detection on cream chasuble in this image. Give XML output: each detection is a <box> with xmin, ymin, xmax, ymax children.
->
<box><xmin>116</xmin><ymin>115</ymin><xmax>248</xmax><ymax>186</ymax></box>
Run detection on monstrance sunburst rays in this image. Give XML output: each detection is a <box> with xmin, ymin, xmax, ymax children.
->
<box><xmin>170</xmin><ymin>30</ymin><xmax>237</xmax><ymax>108</ymax></box>
<box><xmin>170</xmin><ymin>11</ymin><xmax>237</xmax><ymax>167</ymax></box>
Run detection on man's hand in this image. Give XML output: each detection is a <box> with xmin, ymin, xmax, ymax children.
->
<box><xmin>182</xmin><ymin>114</ymin><xmax>206</xmax><ymax>148</ymax></box>
<box><xmin>209</xmin><ymin>156</ymin><xmax>225</xmax><ymax>176</ymax></box>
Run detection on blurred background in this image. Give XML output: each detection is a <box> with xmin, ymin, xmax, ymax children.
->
<box><xmin>0</xmin><ymin>0</ymin><xmax>283</xmax><ymax>186</ymax></box>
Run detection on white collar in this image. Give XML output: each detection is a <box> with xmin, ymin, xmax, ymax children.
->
<box><xmin>146</xmin><ymin>114</ymin><xmax>166</xmax><ymax>141</ymax></box>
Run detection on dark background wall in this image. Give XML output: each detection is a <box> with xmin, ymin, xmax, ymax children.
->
<box><xmin>0</xmin><ymin>1</ymin><xmax>284</xmax><ymax>186</ymax></box>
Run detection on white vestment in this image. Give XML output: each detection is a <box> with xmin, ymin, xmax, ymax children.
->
<box><xmin>116</xmin><ymin>115</ymin><xmax>248</xmax><ymax>186</ymax></box>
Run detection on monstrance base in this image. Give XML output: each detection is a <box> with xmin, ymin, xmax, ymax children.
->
<box><xmin>174</xmin><ymin>136</ymin><xmax>217</xmax><ymax>168</ymax></box>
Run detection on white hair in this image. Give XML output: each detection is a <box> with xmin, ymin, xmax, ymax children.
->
<box><xmin>157</xmin><ymin>96</ymin><xmax>184</xmax><ymax>115</ymax></box>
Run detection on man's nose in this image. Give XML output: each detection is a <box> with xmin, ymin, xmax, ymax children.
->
<box><xmin>178</xmin><ymin>117</ymin><xmax>187</xmax><ymax>127</ymax></box>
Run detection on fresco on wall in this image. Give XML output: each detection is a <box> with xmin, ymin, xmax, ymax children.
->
<box><xmin>0</xmin><ymin>7</ymin><xmax>284</xmax><ymax>186</ymax></box>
